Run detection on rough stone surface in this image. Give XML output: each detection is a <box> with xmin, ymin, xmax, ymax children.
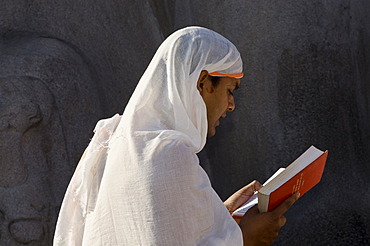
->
<box><xmin>0</xmin><ymin>35</ymin><xmax>105</xmax><ymax>244</ymax></box>
<box><xmin>0</xmin><ymin>0</ymin><xmax>369</xmax><ymax>245</ymax></box>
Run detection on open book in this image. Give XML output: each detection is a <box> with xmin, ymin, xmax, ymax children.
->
<box><xmin>232</xmin><ymin>145</ymin><xmax>328</xmax><ymax>218</ymax></box>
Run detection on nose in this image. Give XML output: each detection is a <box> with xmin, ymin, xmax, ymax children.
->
<box><xmin>227</xmin><ymin>96</ymin><xmax>235</xmax><ymax>111</ymax></box>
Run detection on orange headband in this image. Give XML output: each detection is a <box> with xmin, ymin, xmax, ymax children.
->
<box><xmin>209</xmin><ymin>72</ymin><xmax>244</xmax><ymax>79</ymax></box>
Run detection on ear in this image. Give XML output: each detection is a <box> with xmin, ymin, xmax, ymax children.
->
<box><xmin>196</xmin><ymin>70</ymin><xmax>209</xmax><ymax>92</ymax></box>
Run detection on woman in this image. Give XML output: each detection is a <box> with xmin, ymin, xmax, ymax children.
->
<box><xmin>54</xmin><ymin>26</ymin><xmax>296</xmax><ymax>246</ymax></box>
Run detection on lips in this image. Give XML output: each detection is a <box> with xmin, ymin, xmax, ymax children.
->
<box><xmin>216</xmin><ymin>112</ymin><xmax>227</xmax><ymax>127</ymax></box>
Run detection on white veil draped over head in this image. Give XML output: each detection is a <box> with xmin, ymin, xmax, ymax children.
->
<box><xmin>54</xmin><ymin>26</ymin><xmax>244</xmax><ymax>245</ymax></box>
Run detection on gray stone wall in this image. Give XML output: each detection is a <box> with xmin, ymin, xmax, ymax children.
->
<box><xmin>1</xmin><ymin>0</ymin><xmax>369</xmax><ymax>245</ymax></box>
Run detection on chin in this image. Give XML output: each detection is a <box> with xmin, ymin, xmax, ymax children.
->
<box><xmin>207</xmin><ymin>128</ymin><xmax>216</xmax><ymax>137</ymax></box>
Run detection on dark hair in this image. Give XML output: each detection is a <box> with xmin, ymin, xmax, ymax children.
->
<box><xmin>209</xmin><ymin>75</ymin><xmax>221</xmax><ymax>88</ymax></box>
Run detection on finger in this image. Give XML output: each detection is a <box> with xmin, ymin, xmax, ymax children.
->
<box><xmin>237</xmin><ymin>180</ymin><xmax>262</xmax><ymax>195</ymax></box>
<box><xmin>234</xmin><ymin>180</ymin><xmax>262</xmax><ymax>203</ymax></box>
<box><xmin>250</xmin><ymin>180</ymin><xmax>263</xmax><ymax>192</ymax></box>
<box><xmin>272</xmin><ymin>192</ymin><xmax>299</xmax><ymax>217</ymax></box>
<box><xmin>278</xmin><ymin>215</ymin><xmax>287</xmax><ymax>228</ymax></box>
<box><xmin>224</xmin><ymin>181</ymin><xmax>262</xmax><ymax>213</ymax></box>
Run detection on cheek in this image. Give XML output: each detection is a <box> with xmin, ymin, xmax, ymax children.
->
<box><xmin>221</xmin><ymin>94</ymin><xmax>230</xmax><ymax>108</ymax></box>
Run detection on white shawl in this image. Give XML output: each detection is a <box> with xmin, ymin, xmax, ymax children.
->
<box><xmin>54</xmin><ymin>26</ymin><xmax>244</xmax><ymax>245</ymax></box>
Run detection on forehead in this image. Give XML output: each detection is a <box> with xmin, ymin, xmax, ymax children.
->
<box><xmin>218</xmin><ymin>76</ymin><xmax>241</xmax><ymax>87</ymax></box>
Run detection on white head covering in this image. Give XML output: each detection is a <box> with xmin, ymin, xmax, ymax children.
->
<box><xmin>54</xmin><ymin>26</ymin><xmax>244</xmax><ymax>245</ymax></box>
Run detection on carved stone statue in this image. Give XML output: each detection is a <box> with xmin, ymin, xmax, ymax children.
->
<box><xmin>0</xmin><ymin>34</ymin><xmax>103</xmax><ymax>245</ymax></box>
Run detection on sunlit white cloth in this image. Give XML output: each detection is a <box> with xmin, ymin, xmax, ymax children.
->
<box><xmin>54</xmin><ymin>26</ymin><xmax>244</xmax><ymax>245</ymax></box>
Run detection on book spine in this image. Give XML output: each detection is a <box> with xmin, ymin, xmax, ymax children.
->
<box><xmin>257</xmin><ymin>192</ymin><xmax>269</xmax><ymax>213</ymax></box>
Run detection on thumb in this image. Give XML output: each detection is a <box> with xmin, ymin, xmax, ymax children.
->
<box><xmin>271</xmin><ymin>192</ymin><xmax>300</xmax><ymax>217</ymax></box>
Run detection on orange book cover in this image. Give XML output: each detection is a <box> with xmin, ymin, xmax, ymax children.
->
<box><xmin>265</xmin><ymin>150</ymin><xmax>328</xmax><ymax>212</ymax></box>
<box><xmin>232</xmin><ymin>146</ymin><xmax>328</xmax><ymax>217</ymax></box>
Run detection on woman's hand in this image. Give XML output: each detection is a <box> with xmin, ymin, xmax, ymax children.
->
<box><xmin>240</xmin><ymin>193</ymin><xmax>299</xmax><ymax>246</ymax></box>
<box><xmin>224</xmin><ymin>180</ymin><xmax>262</xmax><ymax>223</ymax></box>
<box><xmin>224</xmin><ymin>180</ymin><xmax>299</xmax><ymax>245</ymax></box>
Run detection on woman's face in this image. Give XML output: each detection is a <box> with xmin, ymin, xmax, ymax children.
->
<box><xmin>198</xmin><ymin>72</ymin><xmax>241</xmax><ymax>137</ymax></box>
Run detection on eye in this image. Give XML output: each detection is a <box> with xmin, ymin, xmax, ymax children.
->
<box><xmin>228</xmin><ymin>89</ymin><xmax>234</xmax><ymax>96</ymax></box>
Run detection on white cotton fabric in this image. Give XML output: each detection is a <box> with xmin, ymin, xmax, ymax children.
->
<box><xmin>54</xmin><ymin>26</ymin><xmax>243</xmax><ymax>246</ymax></box>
